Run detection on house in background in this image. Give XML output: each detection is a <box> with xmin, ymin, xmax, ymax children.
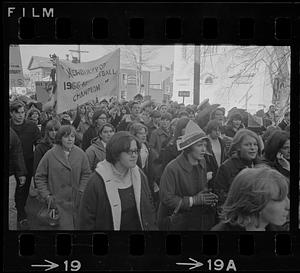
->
<box><xmin>27</xmin><ymin>56</ymin><xmax>53</xmax><ymax>91</ymax></box>
<box><xmin>148</xmin><ymin>68</ymin><xmax>173</xmax><ymax>103</ymax></box>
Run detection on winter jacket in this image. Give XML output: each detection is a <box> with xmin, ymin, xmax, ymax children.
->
<box><xmin>81</xmin><ymin>125</ymin><xmax>98</xmax><ymax>151</ymax></box>
<box><xmin>9</xmin><ymin>127</ymin><xmax>27</xmax><ymax>177</ymax></box>
<box><xmin>33</xmin><ymin>140</ymin><xmax>53</xmax><ymax>177</ymax></box>
<box><xmin>211</xmin><ymin>222</ymin><xmax>287</xmax><ymax>231</ymax></box>
<box><xmin>78</xmin><ymin>160</ymin><xmax>158</xmax><ymax>230</ymax></box>
<box><xmin>85</xmin><ymin>137</ymin><xmax>106</xmax><ymax>171</ymax></box>
<box><xmin>224</xmin><ymin>124</ymin><xmax>243</xmax><ymax>138</ymax></box>
<box><xmin>35</xmin><ymin>144</ymin><xmax>91</xmax><ymax>230</ymax></box>
<box><xmin>214</xmin><ymin>155</ymin><xmax>259</xmax><ymax>205</ymax></box>
<box><xmin>145</xmin><ymin>120</ymin><xmax>159</xmax><ymax>142</ymax></box>
<box><xmin>149</xmin><ymin>128</ymin><xmax>170</xmax><ymax>159</ymax></box>
<box><xmin>10</xmin><ymin>119</ymin><xmax>41</xmax><ymax>173</ymax></box>
<box><xmin>158</xmin><ymin>141</ymin><xmax>180</xmax><ymax>173</ymax></box>
<box><xmin>158</xmin><ymin>152</ymin><xmax>216</xmax><ymax>231</ymax></box>
<box><xmin>260</xmin><ymin>157</ymin><xmax>290</xmax><ymax>180</ymax></box>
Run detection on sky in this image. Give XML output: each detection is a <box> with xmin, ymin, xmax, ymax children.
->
<box><xmin>19</xmin><ymin>45</ymin><xmax>174</xmax><ymax>72</ymax></box>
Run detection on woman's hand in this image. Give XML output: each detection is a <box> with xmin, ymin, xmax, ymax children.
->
<box><xmin>46</xmin><ymin>195</ymin><xmax>57</xmax><ymax>209</ymax></box>
<box><xmin>207</xmin><ymin>172</ymin><xmax>213</xmax><ymax>181</ymax></box>
<box><xmin>192</xmin><ymin>189</ymin><xmax>218</xmax><ymax>207</ymax></box>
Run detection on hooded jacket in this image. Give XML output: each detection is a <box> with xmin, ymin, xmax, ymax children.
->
<box><xmin>78</xmin><ymin>160</ymin><xmax>158</xmax><ymax>230</ymax></box>
<box><xmin>85</xmin><ymin>137</ymin><xmax>106</xmax><ymax>171</ymax></box>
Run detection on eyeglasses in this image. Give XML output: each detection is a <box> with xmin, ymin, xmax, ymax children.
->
<box><xmin>125</xmin><ymin>149</ymin><xmax>140</xmax><ymax>156</ymax></box>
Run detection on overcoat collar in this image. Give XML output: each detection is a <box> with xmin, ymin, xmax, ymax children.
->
<box><xmin>52</xmin><ymin>144</ymin><xmax>73</xmax><ymax>170</ymax></box>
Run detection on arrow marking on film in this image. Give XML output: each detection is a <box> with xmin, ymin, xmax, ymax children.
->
<box><xmin>31</xmin><ymin>259</ymin><xmax>59</xmax><ymax>271</ymax></box>
<box><xmin>176</xmin><ymin>258</ymin><xmax>204</xmax><ymax>270</ymax></box>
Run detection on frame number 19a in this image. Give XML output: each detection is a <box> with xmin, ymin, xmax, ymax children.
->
<box><xmin>208</xmin><ymin>259</ymin><xmax>237</xmax><ymax>271</ymax></box>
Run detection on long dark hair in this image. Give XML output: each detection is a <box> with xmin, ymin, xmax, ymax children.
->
<box><xmin>264</xmin><ymin>130</ymin><xmax>290</xmax><ymax>162</ymax></box>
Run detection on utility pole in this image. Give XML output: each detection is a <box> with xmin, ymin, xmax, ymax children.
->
<box><xmin>238</xmin><ymin>85</ymin><xmax>253</xmax><ymax>111</ymax></box>
<box><xmin>69</xmin><ymin>45</ymin><xmax>89</xmax><ymax>63</ymax></box>
<box><xmin>193</xmin><ymin>45</ymin><xmax>200</xmax><ymax>105</ymax></box>
<box><xmin>138</xmin><ymin>45</ymin><xmax>142</xmax><ymax>94</ymax></box>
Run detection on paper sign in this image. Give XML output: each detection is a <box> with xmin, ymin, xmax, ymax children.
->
<box><xmin>56</xmin><ymin>49</ymin><xmax>120</xmax><ymax>114</ymax></box>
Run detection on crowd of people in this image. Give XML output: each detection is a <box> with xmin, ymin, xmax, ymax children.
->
<box><xmin>9</xmin><ymin>93</ymin><xmax>290</xmax><ymax>231</ymax></box>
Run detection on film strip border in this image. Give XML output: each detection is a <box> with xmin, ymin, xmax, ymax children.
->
<box><xmin>4</xmin><ymin>3</ymin><xmax>300</xmax><ymax>43</ymax></box>
<box><xmin>3</xmin><ymin>2</ymin><xmax>300</xmax><ymax>272</ymax></box>
<box><xmin>4</xmin><ymin>232</ymin><xmax>299</xmax><ymax>271</ymax></box>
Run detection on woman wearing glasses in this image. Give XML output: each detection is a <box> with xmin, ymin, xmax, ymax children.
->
<box><xmin>79</xmin><ymin>131</ymin><xmax>158</xmax><ymax>230</ymax></box>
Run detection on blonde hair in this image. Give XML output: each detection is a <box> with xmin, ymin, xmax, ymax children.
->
<box><xmin>229</xmin><ymin>128</ymin><xmax>262</xmax><ymax>157</ymax></box>
<box><xmin>220</xmin><ymin>167</ymin><xmax>288</xmax><ymax>227</ymax></box>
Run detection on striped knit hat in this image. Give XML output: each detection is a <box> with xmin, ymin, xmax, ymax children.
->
<box><xmin>176</xmin><ymin>120</ymin><xmax>208</xmax><ymax>151</ymax></box>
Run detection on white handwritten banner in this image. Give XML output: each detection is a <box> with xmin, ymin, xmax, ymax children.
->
<box><xmin>56</xmin><ymin>49</ymin><xmax>120</xmax><ymax>114</ymax></box>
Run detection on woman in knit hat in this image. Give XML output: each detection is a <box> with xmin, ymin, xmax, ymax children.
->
<box><xmin>79</xmin><ymin>131</ymin><xmax>158</xmax><ymax>230</ymax></box>
<box><xmin>158</xmin><ymin>120</ymin><xmax>218</xmax><ymax>230</ymax></box>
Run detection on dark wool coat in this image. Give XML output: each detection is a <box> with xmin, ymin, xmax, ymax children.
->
<box><xmin>33</xmin><ymin>140</ymin><xmax>53</xmax><ymax>177</ymax></box>
<box><xmin>214</xmin><ymin>155</ymin><xmax>259</xmax><ymax>205</ymax></box>
<box><xmin>149</xmin><ymin>128</ymin><xmax>169</xmax><ymax>159</ymax></box>
<box><xmin>211</xmin><ymin>222</ymin><xmax>287</xmax><ymax>231</ymax></box>
<box><xmin>9</xmin><ymin>127</ymin><xmax>27</xmax><ymax>177</ymax></box>
<box><xmin>78</xmin><ymin>166</ymin><xmax>158</xmax><ymax>230</ymax></box>
<box><xmin>10</xmin><ymin>119</ymin><xmax>41</xmax><ymax>174</ymax></box>
<box><xmin>35</xmin><ymin>144</ymin><xmax>91</xmax><ymax>230</ymax></box>
<box><xmin>158</xmin><ymin>153</ymin><xmax>216</xmax><ymax>231</ymax></box>
<box><xmin>260</xmin><ymin>158</ymin><xmax>290</xmax><ymax>181</ymax></box>
<box><xmin>81</xmin><ymin>125</ymin><xmax>98</xmax><ymax>151</ymax></box>
<box><xmin>145</xmin><ymin>120</ymin><xmax>159</xmax><ymax>142</ymax></box>
<box><xmin>224</xmin><ymin>124</ymin><xmax>243</xmax><ymax>138</ymax></box>
<box><xmin>158</xmin><ymin>141</ymin><xmax>180</xmax><ymax>174</ymax></box>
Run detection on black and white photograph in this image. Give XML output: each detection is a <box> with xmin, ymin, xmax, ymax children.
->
<box><xmin>9</xmin><ymin>44</ymin><xmax>291</xmax><ymax>232</ymax></box>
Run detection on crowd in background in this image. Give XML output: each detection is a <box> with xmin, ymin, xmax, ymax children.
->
<box><xmin>9</xmin><ymin>92</ymin><xmax>291</xmax><ymax>231</ymax></box>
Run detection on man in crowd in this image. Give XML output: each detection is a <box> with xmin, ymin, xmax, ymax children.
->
<box><xmin>10</xmin><ymin>100</ymin><xmax>41</xmax><ymax>229</ymax></box>
<box><xmin>9</xmin><ymin>127</ymin><xmax>27</xmax><ymax>230</ymax></box>
<box><xmin>145</xmin><ymin>110</ymin><xmax>161</xmax><ymax>141</ymax></box>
